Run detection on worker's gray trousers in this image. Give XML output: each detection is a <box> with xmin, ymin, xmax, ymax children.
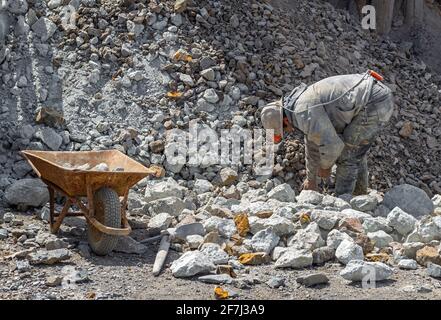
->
<box><xmin>305</xmin><ymin>108</ymin><xmax>383</xmax><ymax>196</ymax></box>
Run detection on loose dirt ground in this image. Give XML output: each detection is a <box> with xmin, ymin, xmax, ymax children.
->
<box><xmin>1</xmin><ymin>213</ymin><xmax>441</xmax><ymax>300</ymax></box>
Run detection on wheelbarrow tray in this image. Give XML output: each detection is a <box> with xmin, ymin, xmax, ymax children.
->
<box><xmin>21</xmin><ymin>149</ymin><xmax>158</xmax><ymax>197</ymax></box>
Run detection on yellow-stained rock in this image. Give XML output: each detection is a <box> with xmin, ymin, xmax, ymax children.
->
<box><xmin>234</xmin><ymin>213</ymin><xmax>250</xmax><ymax>237</ymax></box>
<box><xmin>366</xmin><ymin>252</ymin><xmax>391</xmax><ymax>263</ymax></box>
<box><xmin>214</xmin><ymin>286</ymin><xmax>229</xmax><ymax>299</ymax></box>
<box><xmin>416</xmin><ymin>246</ymin><xmax>441</xmax><ymax>266</ymax></box>
<box><xmin>238</xmin><ymin>252</ymin><xmax>270</xmax><ymax>265</ymax></box>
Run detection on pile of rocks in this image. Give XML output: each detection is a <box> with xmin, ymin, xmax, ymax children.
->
<box><xmin>1</xmin><ymin>175</ymin><xmax>441</xmax><ymax>294</ymax></box>
<box><xmin>0</xmin><ymin>0</ymin><xmax>441</xmax><ymax>297</ymax></box>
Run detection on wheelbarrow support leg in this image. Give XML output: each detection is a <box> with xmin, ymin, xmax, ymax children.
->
<box><xmin>48</xmin><ymin>186</ymin><xmax>55</xmax><ymax>227</ymax></box>
<box><xmin>86</xmin><ymin>177</ymin><xmax>94</xmax><ymax>218</ymax></box>
<box><xmin>51</xmin><ymin>199</ymin><xmax>72</xmax><ymax>234</ymax></box>
<box><xmin>120</xmin><ymin>187</ymin><xmax>130</xmax><ymax>228</ymax></box>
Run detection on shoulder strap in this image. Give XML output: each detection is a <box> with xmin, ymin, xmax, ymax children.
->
<box><xmin>282</xmin><ymin>83</ymin><xmax>308</xmax><ymax>112</ymax></box>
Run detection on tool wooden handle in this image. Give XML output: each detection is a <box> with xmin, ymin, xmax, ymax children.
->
<box><xmin>152</xmin><ymin>235</ymin><xmax>171</xmax><ymax>276</ymax></box>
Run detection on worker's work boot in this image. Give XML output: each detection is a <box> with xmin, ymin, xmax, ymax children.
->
<box><xmin>353</xmin><ymin>156</ymin><xmax>369</xmax><ymax>195</ymax></box>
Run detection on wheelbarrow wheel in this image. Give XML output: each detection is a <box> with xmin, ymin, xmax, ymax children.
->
<box><xmin>87</xmin><ymin>187</ymin><xmax>121</xmax><ymax>255</ymax></box>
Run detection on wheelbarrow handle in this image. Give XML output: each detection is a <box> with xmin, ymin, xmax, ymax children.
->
<box><xmin>88</xmin><ymin>217</ymin><xmax>132</xmax><ymax>237</ymax></box>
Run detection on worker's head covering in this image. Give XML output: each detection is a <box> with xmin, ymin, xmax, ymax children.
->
<box><xmin>261</xmin><ymin>99</ymin><xmax>283</xmax><ymax>142</ymax></box>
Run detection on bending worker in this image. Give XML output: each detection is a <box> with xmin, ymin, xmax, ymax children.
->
<box><xmin>261</xmin><ymin>71</ymin><xmax>394</xmax><ymax>196</ymax></box>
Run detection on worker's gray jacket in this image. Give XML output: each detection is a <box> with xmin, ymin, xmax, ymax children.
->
<box><xmin>284</xmin><ymin>73</ymin><xmax>394</xmax><ymax>169</ymax></box>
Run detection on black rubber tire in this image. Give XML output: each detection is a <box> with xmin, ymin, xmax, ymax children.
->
<box><xmin>87</xmin><ymin>187</ymin><xmax>121</xmax><ymax>256</ymax></box>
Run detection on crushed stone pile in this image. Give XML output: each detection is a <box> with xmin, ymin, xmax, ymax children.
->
<box><xmin>1</xmin><ymin>179</ymin><xmax>441</xmax><ymax>295</ymax></box>
<box><xmin>131</xmin><ymin>178</ymin><xmax>441</xmax><ymax>283</ymax></box>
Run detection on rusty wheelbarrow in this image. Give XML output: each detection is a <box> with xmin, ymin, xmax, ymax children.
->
<box><xmin>21</xmin><ymin>150</ymin><xmax>164</xmax><ymax>255</ymax></box>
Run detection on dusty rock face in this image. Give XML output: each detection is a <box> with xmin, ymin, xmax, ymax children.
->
<box><xmin>296</xmin><ymin>190</ymin><xmax>323</xmax><ymax>205</ymax></box>
<box><xmin>144</xmin><ymin>178</ymin><xmax>186</xmax><ymax>202</ymax></box>
<box><xmin>27</xmin><ymin>249</ymin><xmax>71</xmax><ymax>265</ymax></box>
<box><xmin>193</xmin><ymin>179</ymin><xmax>213</xmax><ymax>193</ymax></box>
<box><xmin>219</xmin><ymin>168</ymin><xmax>238</xmax><ymax>186</ymax></box>
<box><xmin>171</xmin><ymin>223</ymin><xmax>206</xmax><ymax>241</ymax></box>
<box><xmin>200</xmin><ymin>243</ymin><xmax>229</xmax><ymax>265</ymax></box>
<box><xmin>311</xmin><ymin>210</ymin><xmax>339</xmax><ymax>230</ymax></box>
<box><xmin>35</xmin><ymin>127</ymin><xmax>63</xmax><ymax>150</ymax></box>
<box><xmin>387</xmin><ymin>207</ymin><xmax>418</xmax><ymax>236</ymax></box>
<box><xmin>45</xmin><ymin>238</ymin><xmax>69</xmax><ymax>251</ymax></box>
<box><xmin>312</xmin><ymin>246</ymin><xmax>335</xmax><ymax>265</ymax></box>
<box><xmin>259</xmin><ymin>215</ymin><xmax>295</xmax><ymax>236</ymax></box>
<box><xmin>297</xmin><ymin>273</ymin><xmax>329</xmax><ymax>287</ymax></box>
<box><xmin>198</xmin><ymin>274</ymin><xmax>233</xmax><ymax>285</ymax></box>
<box><xmin>274</xmin><ymin>248</ymin><xmax>313</xmax><ymax>269</ymax></box>
<box><xmin>247</xmin><ymin>228</ymin><xmax>280</xmax><ymax>254</ymax></box>
<box><xmin>350</xmin><ymin>195</ymin><xmax>378</xmax><ymax>212</ymax></box>
<box><xmin>416</xmin><ymin>217</ymin><xmax>441</xmax><ymax>243</ymax></box>
<box><xmin>31</xmin><ymin>17</ymin><xmax>57</xmax><ymax>41</ymax></box>
<box><xmin>170</xmin><ymin>251</ymin><xmax>216</xmax><ymax>277</ymax></box>
<box><xmin>267</xmin><ymin>183</ymin><xmax>296</xmax><ymax>202</ymax></box>
<box><xmin>148</xmin><ymin>197</ymin><xmax>186</xmax><ymax>217</ymax></box>
<box><xmin>398</xmin><ymin>259</ymin><xmax>418</xmax><ymax>270</ymax></box>
<box><xmin>367</xmin><ymin>230</ymin><xmax>393</xmax><ymax>248</ymax></box>
<box><xmin>288</xmin><ymin>222</ymin><xmax>325</xmax><ymax>251</ymax></box>
<box><xmin>340</xmin><ymin>260</ymin><xmax>394</xmax><ymax>282</ymax></box>
<box><xmin>427</xmin><ymin>263</ymin><xmax>441</xmax><ymax>278</ymax></box>
<box><xmin>327</xmin><ymin>229</ymin><xmax>353</xmax><ymax>249</ymax></box>
<box><xmin>186</xmin><ymin>234</ymin><xmax>204</xmax><ymax>249</ymax></box>
<box><xmin>203</xmin><ymin>216</ymin><xmax>236</xmax><ymax>238</ymax></box>
<box><xmin>362</xmin><ymin>217</ymin><xmax>392</xmax><ymax>234</ymax></box>
<box><xmin>402</xmin><ymin>242</ymin><xmax>426</xmax><ymax>259</ymax></box>
<box><xmin>148</xmin><ymin>212</ymin><xmax>173</xmax><ymax>230</ymax></box>
<box><xmin>335</xmin><ymin>240</ymin><xmax>364</xmax><ymax>265</ymax></box>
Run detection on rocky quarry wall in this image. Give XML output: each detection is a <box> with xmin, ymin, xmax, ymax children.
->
<box><xmin>0</xmin><ymin>0</ymin><xmax>440</xmax><ymax>203</ymax></box>
<box><xmin>323</xmin><ymin>0</ymin><xmax>441</xmax><ymax>73</ymax></box>
<box><xmin>0</xmin><ymin>0</ymin><xmax>441</xmax><ymax>295</ymax></box>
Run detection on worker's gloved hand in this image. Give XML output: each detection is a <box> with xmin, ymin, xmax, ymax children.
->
<box><xmin>302</xmin><ymin>179</ymin><xmax>319</xmax><ymax>192</ymax></box>
<box><xmin>318</xmin><ymin>167</ymin><xmax>332</xmax><ymax>179</ymax></box>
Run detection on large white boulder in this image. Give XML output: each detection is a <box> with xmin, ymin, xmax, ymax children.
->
<box><xmin>170</xmin><ymin>251</ymin><xmax>215</xmax><ymax>277</ymax></box>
